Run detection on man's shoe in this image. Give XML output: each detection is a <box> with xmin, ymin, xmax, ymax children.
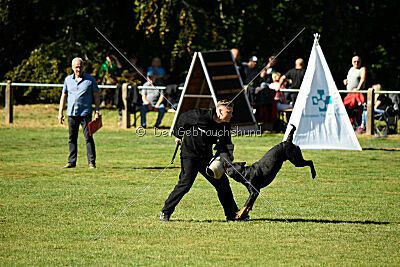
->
<box><xmin>89</xmin><ymin>162</ymin><xmax>96</xmax><ymax>169</ymax></box>
<box><xmin>160</xmin><ymin>213</ymin><xmax>170</xmax><ymax>222</ymax></box>
<box><xmin>63</xmin><ymin>163</ymin><xmax>75</xmax><ymax>168</ymax></box>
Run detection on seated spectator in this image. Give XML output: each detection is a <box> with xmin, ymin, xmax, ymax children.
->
<box><xmin>269</xmin><ymin>72</ymin><xmax>293</xmax><ymax>111</ymax></box>
<box><xmin>147</xmin><ymin>57</ymin><xmax>166</xmax><ymax>86</ymax></box>
<box><xmin>356</xmin><ymin>84</ymin><xmax>392</xmax><ymax>133</ymax></box>
<box><xmin>98</xmin><ymin>54</ymin><xmax>122</xmax><ymax>106</ymax></box>
<box><xmin>140</xmin><ymin>71</ymin><xmax>166</xmax><ymax>128</ymax></box>
<box><xmin>389</xmin><ymin>92</ymin><xmax>400</xmax><ymax>112</ymax></box>
<box><xmin>122</xmin><ymin>55</ymin><xmax>145</xmax><ymax>84</ymax></box>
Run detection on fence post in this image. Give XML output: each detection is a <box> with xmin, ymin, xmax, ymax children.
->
<box><xmin>121</xmin><ymin>83</ymin><xmax>130</xmax><ymax>128</ymax></box>
<box><xmin>366</xmin><ymin>87</ymin><xmax>375</xmax><ymax>135</ymax></box>
<box><xmin>5</xmin><ymin>80</ymin><xmax>13</xmax><ymax>124</ymax></box>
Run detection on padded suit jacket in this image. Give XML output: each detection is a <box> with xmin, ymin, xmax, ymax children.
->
<box><xmin>172</xmin><ymin>108</ymin><xmax>233</xmax><ymax>160</ymax></box>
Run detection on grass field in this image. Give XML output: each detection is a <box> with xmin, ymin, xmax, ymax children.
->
<box><xmin>1</xmin><ymin>104</ymin><xmax>400</xmax><ymax>265</ymax></box>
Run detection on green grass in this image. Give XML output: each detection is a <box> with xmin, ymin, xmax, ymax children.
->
<box><xmin>1</xmin><ymin>104</ymin><xmax>400</xmax><ymax>265</ymax></box>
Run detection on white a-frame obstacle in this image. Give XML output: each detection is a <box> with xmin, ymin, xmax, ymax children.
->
<box><xmin>283</xmin><ymin>34</ymin><xmax>362</xmax><ymax>150</ymax></box>
<box><xmin>170</xmin><ymin>50</ymin><xmax>258</xmax><ymax>135</ymax></box>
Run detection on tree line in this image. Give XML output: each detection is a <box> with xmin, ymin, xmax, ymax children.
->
<box><xmin>1</xmin><ymin>0</ymin><xmax>399</xmax><ymax>104</ymax></box>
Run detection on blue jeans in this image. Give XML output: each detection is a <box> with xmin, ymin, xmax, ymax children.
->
<box><xmin>140</xmin><ymin>103</ymin><xmax>165</xmax><ymax>127</ymax></box>
<box><xmin>361</xmin><ymin>108</ymin><xmax>385</xmax><ymax>127</ymax></box>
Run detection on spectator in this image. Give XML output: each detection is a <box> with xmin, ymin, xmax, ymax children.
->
<box><xmin>242</xmin><ymin>56</ymin><xmax>260</xmax><ymax>85</ymax></box>
<box><xmin>343</xmin><ymin>56</ymin><xmax>366</xmax><ymax>92</ymax></box>
<box><xmin>231</xmin><ymin>48</ymin><xmax>246</xmax><ymax>82</ymax></box>
<box><xmin>140</xmin><ymin>71</ymin><xmax>166</xmax><ymax>128</ymax></box>
<box><xmin>241</xmin><ymin>55</ymin><xmax>259</xmax><ymax>105</ymax></box>
<box><xmin>343</xmin><ymin>55</ymin><xmax>367</xmax><ymax>129</ymax></box>
<box><xmin>389</xmin><ymin>93</ymin><xmax>400</xmax><ymax>111</ymax></box>
<box><xmin>98</xmin><ymin>54</ymin><xmax>122</xmax><ymax>106</ymax></box>
<box><xmin>278</xmin><ymin>58</ymin><xmax>305</xmax><ymax>105</ymax></box>
<box><xmin>122</xmin><ymin>55</ymin><xmax>145</xmax><ymax>84</ymax></box>
<box><xmin>269</xmin><ymin>72</ymin><xmax>293</xmax><ymax>111</ymax></box>
<box><xmin>147</xmin><ymin>57</ymin><xmax>166</xmax><ymax>86</ymax></box>
<box><xmin>58</xmin><ymin>57</ymin><xmax>100</xmax><ymax>169</ymax></box>
<box><xmin>356</xmin><ymin>84</ymin><xmax>392</xmax><ymax>134</ymax></box>
<box><xmin>260</xmin><ymin>55</ymin><xmax>278</xmax><ymax>85</ymax></box>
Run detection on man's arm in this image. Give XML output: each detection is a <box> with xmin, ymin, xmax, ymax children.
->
<box><xmin>93</xmin><ymin>92</ymin><xmax>101</xmax><ymax>120</ymax></box>
<box><xmin>278</xmin><ymin>74</ymin><xmax>287</xmax><ymax>89</ymax></box>
<box><xmin>110</xmin><ymin>54</ymin><xmax>122</xmax><ymax>69</ymax></box>
<box><xmin>141</xmin><ymin>92</ymin><xmax>153</xmax><ymax>111</ymax></box>
<box><xmin>154</xmin><ymin>94</ymin><xmax>164</xmax><ymax>110</ymax></box>
<box><xmin>215</xmin><ymin>123</ymin><xmax>234</xmax><ymax>160</ymax></box>
<box><xmin>259</xmin><ymin>62</ymin><xmax>271</xmax><ymax>79</ymax></box>
<box><xmin>58</xmin><ymin>93</ymin><xmax>67</xmax><ymax>124</ymax></box>
<box><xmin>172</xmin><ymin>109</ymin><xmax>202</xmax><ymax>139</ymax></box>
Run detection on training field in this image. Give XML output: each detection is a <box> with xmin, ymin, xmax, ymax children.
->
<box><xmin>1</xmin><ymin>104</ymin><xmax>399</xmax><ymax>265</ymax></box>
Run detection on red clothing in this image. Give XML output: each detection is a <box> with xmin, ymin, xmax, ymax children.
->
<box><xmin>343</xmin><ymin>93</ymin><xmax>365</xmax><ymax>109</ymax></box>
<box><xmin>343</xmin><ymin>93</ymin><xmax>365</xmax><ymax>125</ymax></box>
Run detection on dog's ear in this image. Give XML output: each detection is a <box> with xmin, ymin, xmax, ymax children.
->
<box><xmin>225</xmin><ymin>162</ymin><xmax>246</xmax><ymax>177</ymax></box>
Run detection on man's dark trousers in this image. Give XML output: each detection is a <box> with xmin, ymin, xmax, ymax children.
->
<box><xmin>68</xmin><ymin>115</ymin><xmax>96</xmax><ymax>165</ymax></box>
<box><xmin>162</xmin><ymin>156</ymin><xmax>238</xmax><ymax>217</ymax></box>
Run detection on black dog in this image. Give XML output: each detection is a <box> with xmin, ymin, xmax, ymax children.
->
<box><xmin>225</xmin><ymin>125</ymin><xmax>316</xmax><ymax>220</ymax></box>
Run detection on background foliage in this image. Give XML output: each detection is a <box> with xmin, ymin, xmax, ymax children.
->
<box><xmin>1</xmin><ymin>0</ymin><xmax>399</xmax><ymax>103</ymax></box>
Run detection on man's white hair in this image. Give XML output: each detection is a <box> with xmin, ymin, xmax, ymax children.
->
<box><xmin>71</xmin><ymin>57</ymin><xmax>83</xmax><ymax>66</ymax></box>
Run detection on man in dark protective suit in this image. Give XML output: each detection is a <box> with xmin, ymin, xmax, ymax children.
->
<box><xmin>160</xmin><ymin>100</ymin><xmax>239</xmax><ymax>221</ymax></box>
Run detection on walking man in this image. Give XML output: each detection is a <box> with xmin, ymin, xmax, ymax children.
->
<box><xmin>58</xmin><ymin>57</ymin><xmax>101</xmax><ymax>168</ymax></box>
<box><xmin>160</xmin><ymin>100</ymin><xmax>239</xmax><ymax>221</ymax></box>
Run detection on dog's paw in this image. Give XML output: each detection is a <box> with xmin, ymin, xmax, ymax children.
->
<box><xmin>311</xmin><ymin>169</ymin><xmax>316</xmax><ymax>179</ymax></box>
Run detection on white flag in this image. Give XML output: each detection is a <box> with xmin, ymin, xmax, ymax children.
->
<box><xmin>283</xmin><ymin>34</ymin><xmax>362</xmax><ymax>151</ymax></box>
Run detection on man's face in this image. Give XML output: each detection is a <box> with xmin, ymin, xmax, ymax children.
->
<box><xmin>352</xmin><ymin>56</ymin><xmax>361</xmax><ymax>69</ymax></box>
<box><xmin>217</xmin><ymin>105</ymin><xmax>233</xmax><ymax>122</ymax></box>
<box><xmin>231</xmin><ymin>49</ymin><xmax>239</xmax><ymax>61</ymax></box>
<box><xmin>72</xmin><ymin>60</ymin><xmax>83</xmax><ymax>78</ymax></box>
<box><xmin>248</xmin><ymin>60</ymin><xmax>257</xmax><ymax>69</ymax></box>
<box><xmin>152</xmin><ymin>58</ymin><xmax>161</xmax><ymax>68</ymax></box>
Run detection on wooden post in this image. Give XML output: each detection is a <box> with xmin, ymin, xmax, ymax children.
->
<box><xmin>366</xmin><ymin>87</ymin><xmax>375</xmax><ymax>135</ymax></box>
<box><xmin>5</xmin><ymin>80</ymin><xmax>13</xmax><ymax>124</ymax></box>
<box><xmin>121</xmin><ymin>83</ymin><xmax>130</xmax><ymax>128</ymax></box>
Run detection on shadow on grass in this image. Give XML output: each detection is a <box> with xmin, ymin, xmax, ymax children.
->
<box><xmin>251</xmin><ymin>218</ymin><xmax>391</xmax><ymax>225</ymax></box>
<box><xmin>110</xmin><ymin>166</ymin><xmax>180</xmax><ymax>170</ymax></box>
<box><xmin>172</xmin><ymin>219</ymin><xmax>228</xmax><ymax>223</ymax></box>
<box><xmin>171</xmin><ymin>218</ymin><xmax>393</xmax><ymax>225</ymax></box>
<box><xmin>362</xmin><ymin>147</ymin><xmax>400</xmax><ymax>151</ymax></box>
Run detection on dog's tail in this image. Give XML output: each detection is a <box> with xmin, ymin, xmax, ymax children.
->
<box><xmin>287</xmin><ymin>124</ymin><xmax>296</xmax><ymax>143</ymax></box>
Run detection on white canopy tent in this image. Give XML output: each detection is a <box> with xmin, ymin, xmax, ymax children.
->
<box><xmin>283</xmin><ymin>34</ymin><xmax>362</xmax><ymax>151</ymax></box>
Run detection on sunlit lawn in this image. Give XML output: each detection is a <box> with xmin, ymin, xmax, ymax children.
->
<box><xmin>0</xmin><ymin>104</ymin><xmax>399</xmax><ymax>265</ymax></box>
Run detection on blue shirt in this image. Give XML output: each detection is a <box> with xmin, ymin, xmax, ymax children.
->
<box><xmin>62</xmin><ymin>73</ymin><xmax>99</xmax><ymax>116</ymax></box>
<box><xmin>147</xmin><ymin>66</ymin><xmax>166</xmax><ymax>85</ymax></box>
